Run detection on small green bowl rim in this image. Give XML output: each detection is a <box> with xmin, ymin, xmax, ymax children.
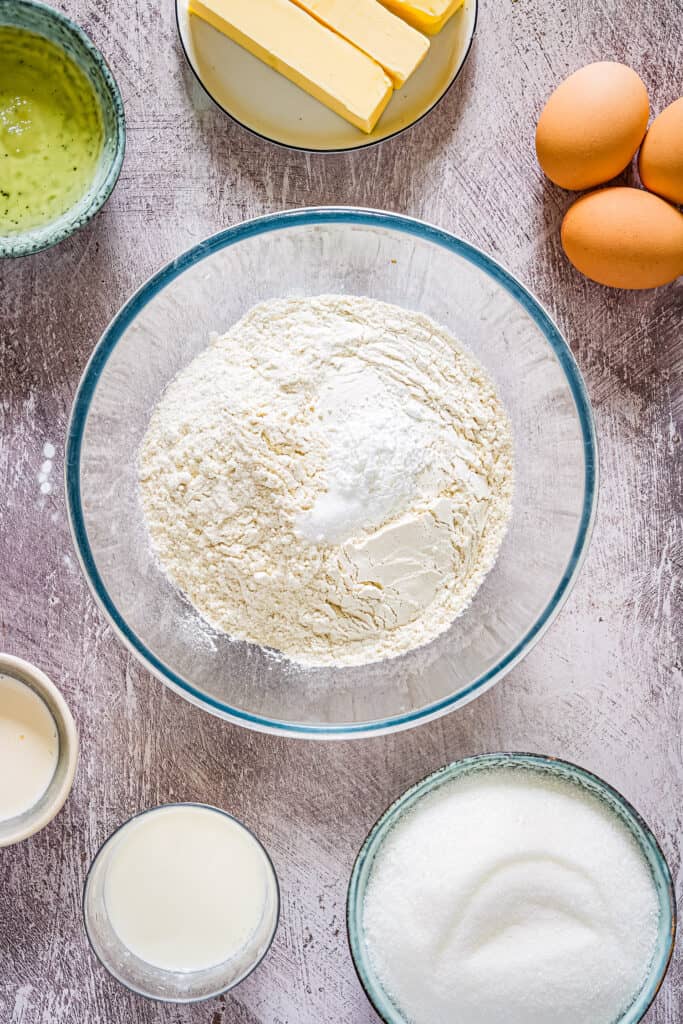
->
<box><xmin>347</xmin><ymin>752</ymin><xmax>677</xmax><ymax>1024</ymax></box>
<box><xmin>0</xmin><ymin>0</ymin><xmax>126</xmax><ymax>258</ymax></box>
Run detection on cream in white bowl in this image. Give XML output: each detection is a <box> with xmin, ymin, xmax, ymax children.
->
<box><xmin>0</xmin><ymin>654</ymin><xmax>78</xmax><ymax>847</ymax></box>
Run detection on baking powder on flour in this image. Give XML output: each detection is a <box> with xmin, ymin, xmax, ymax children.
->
<box><xmin>138</xmin><ymin>295</ymin><xmax>513</xmax><ymax>666</ymax></box>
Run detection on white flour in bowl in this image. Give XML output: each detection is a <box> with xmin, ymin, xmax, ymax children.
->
<box><xmin>138</xmin><ymin>295</ymin><xmax>513</xmax><ymax>667</ymax></box>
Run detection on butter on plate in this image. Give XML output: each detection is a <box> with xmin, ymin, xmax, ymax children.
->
<box><xmin>379</xmin><ymin>0</ymin><xmax>465</xmax><ymax>35</ymax></box>
<box><xmin>188</xmin><ymin>0</ymin><xmax>393</xmax><ymax>133</ymax></box>
<box><xmin>290</xmin><ymin>0</ymin><xmax>430</xmax><ymax>88</ymax></box>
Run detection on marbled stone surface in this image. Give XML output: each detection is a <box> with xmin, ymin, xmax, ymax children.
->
<box><xmin>1</xmin><ymin>0</ymin><xmax>680</xmax><ymax>1021</ymax></box>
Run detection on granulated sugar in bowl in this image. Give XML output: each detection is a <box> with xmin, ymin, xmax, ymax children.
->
<box><xmin>348</xmin><ymin>754</ymin><xmax>675</xmax><ymax>1024</ymax></box>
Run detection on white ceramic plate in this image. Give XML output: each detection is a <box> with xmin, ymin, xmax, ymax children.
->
<box><xmin>175</xmin><ymin>0</ymin><xmax>478</xmax><ymax>152</ymax></box>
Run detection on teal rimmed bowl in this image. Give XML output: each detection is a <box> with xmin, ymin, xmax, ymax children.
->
<box><xmin>347</xmin><ymin>752</ymin><xmax>676</xmax><ymax>1024</ymax></box>
<box><xmin>0</xmin><ymin>0</ymin><xmax>125</xmax><ymax>258</ymax></box>
<box><xmin>66</xmin><ymin>207</ymin><xmax>597</xmax><ymax>739</ymax></box>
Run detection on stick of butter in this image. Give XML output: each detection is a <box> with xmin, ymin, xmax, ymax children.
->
<box><xmin>379</xmin><ymin>0</ymin><xmax>465</xmax><ymax>35</ymax></box>
<box><xmin>189</xmin><ymin>0</ymin><xmax>393</xmax><ymax>133</ymax></box>
<box><xmin>290</xmin><ymin>0</ymin><xmax>429</xmax><ymax>88</ymax></box>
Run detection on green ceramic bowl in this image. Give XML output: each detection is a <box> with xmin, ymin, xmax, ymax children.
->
<box><xmin>0</xmin><ymin>0</ymin><xmax>125</xmax><ymax>258</ymax></box>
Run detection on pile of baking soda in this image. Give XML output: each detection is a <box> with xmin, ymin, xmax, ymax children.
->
<box><xmin>138</xmin><ymin>295</ymin><xmax>513</xmax><ymax>667</ymax></box>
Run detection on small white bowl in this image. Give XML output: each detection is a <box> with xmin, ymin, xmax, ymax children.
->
<box><xmin>0</xmin><ymin>653</ymin><xmax>78</xmax><ymax>847</ymax></box>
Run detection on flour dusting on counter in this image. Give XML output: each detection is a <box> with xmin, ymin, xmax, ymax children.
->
<box><xmin>138</xmin><ymin>295</ymin><xmax>513</xmax><ymax>666</ymax></box>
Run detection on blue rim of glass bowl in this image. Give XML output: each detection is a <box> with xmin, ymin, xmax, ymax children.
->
<box><xmin>174</xmin><ymin>0</ymin><xmax>478</xmax><ymax>155</ymax></box>
<box><xmin>65</xmin><ymin>206</ymin><xmax>598</xmax><ymax>738</ymax></box>
<box><xmin>346</xmin><ymin>752</ymin><xmax>677</xmax><ymax>1024</ymax></box>
<box><xmin>82</xmin><ymin>802</ymin><xmax>281</xmax><ymax>1002</ymax></box>
<box><xmin>0</xmin><ymin>0</ymin><xmax>126</xmax><ymax>259</ymax></box>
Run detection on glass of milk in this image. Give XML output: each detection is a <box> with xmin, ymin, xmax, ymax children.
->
<box><xmin>83</xmin><ymin>803</ymin><xmax>280</xmax><ymax>1001</ymax></box>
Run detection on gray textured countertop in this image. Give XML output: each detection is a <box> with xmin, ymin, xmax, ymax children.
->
<box><xmin>1</xmin><ymin>1</ymin><xmax>681</xmax><ymax>1021</ymax></box>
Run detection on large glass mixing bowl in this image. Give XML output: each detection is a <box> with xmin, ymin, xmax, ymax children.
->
<box><xmin>66</xmin><ymin>208</ymin><xmax>597</xmax><ymax>738</ymax></box>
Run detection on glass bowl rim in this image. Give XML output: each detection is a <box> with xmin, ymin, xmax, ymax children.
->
<box><xmin>82</xmin><ymin>800</ymin><xmax>281</xmax><ymax>1003</ymax></box>
<box><xmin>65</xmin><ymin>205</ymin><xmax>598</xmax><ymax>739</ymax></box>
<box><xmin>0</xmin><ymin>0</ymin><xmax>126</xmax><ymax>259</ymax></box>
<box><xmin>174</xmin><ymin>0</ymin><xmax>479</xmax><ymax>155</ymax></box>
<box><xmin>346</xmin><ymin>751</ymin><xmax>677</xmax><ymax>1024</ymax></box>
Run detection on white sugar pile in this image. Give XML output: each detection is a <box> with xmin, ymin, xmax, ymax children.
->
<box><xmin>363</xmin><ymin>767</ymin><xmax>660</xmax><ymax>1024</ymax></box>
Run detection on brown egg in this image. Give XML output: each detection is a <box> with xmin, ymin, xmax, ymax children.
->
<box><xmin>639</xmin><ymin>98</ymin><xmax>683</xmax><ymax>205</ymax></box>
<box><xmin>561</xmin><ymin>187</ymin><xmax>683</xmax><ymax>288</ymax></box>
<box><xmin>536</xmin><ymin>62</ymin><xmax>649</xmax><ymax>190</ymax></box>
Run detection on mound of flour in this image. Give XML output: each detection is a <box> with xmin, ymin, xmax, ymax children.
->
<box><xmin>138</xmin><ymin>295</ymin><xmax>513</xmax><ymax>667</ymax></box>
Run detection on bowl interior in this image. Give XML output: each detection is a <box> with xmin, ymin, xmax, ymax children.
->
<box><xmin>67</xmin><ymin>209</ymin><xmax>596</xmax><ymax>737</ymax></box>
<box><xmin>0</xmin><ymin>0</ymin><xmax>125</xmax><ymax>258</ymax></box>
<box><xmin>347</xmin><ymin>754</ymin><xmax>676</xmax><ymax>1024</ymax></box>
